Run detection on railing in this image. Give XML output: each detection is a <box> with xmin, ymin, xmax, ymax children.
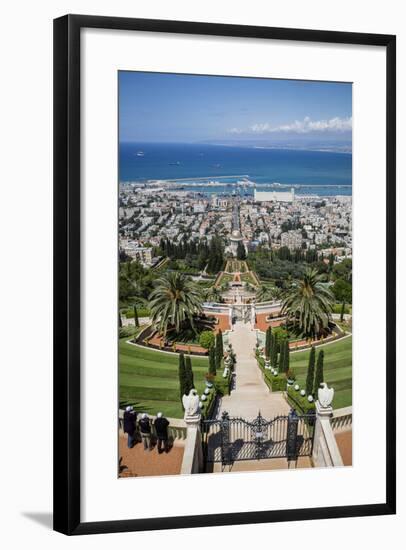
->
<box><xmin>203</xmin><ymin>303</ymin><xmax>230</xmax><ymax>313</ymax></box>
<box><xmin>331</xmin><ymin>406</ymin><xmax>352</xmax><ymax>432</ymax></box>
<box><xmin>255</xmin><ymin>302</ymin><xmax>282</xmax><ymax>312</ymax></box>
<box><xmin>118</xmin><ymin>410</ymin><xmax>187</xmax><ymax>441</ymax></box>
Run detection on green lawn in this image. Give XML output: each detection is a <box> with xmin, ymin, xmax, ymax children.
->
<box><xmin>240</xmin><ymin>272</ymin><xmax>258</xmax><ymax>286</ymax></box>
<box><xmin>289</xmin><ymin>336</ymin><xmax>352</xmax><ymax>409</ymax></box>
<box><xmin>119</xmin><ymin>339</ymin><xmax>209</xmax><ymax>418</ymax></box>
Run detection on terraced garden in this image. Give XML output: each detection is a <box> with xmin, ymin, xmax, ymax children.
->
<box><xmin>289</xmin><ymin>336</ymin><xmax>352</xmax><ymax>409</ymax></box>
<box><xmin>119</xmin><ymin>339</ymin><xmax>209</xmax><ymax>418</ymax></box>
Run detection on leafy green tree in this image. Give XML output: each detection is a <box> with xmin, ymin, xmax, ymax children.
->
<box><xmin>207</xmin><ymin>236</ymin><xmax>225</xmax><ymax>274</ymax></box>
<box><xmin>305</xmin><ymin>346</ymin><xmax>316</xmax><ymax>396</ymax></box>
<box><xmin>313</xmin><ymin>349</ymin><xmax>324</xmax><ymax>398</ymax></box>
<box><xmin>281</xmin><ymin>268</ymin><xmax>335</xmax><ymax>338</ymax></box>
<box><xmin>178</xmin><ymin>353</ymin><xmax>187</xmax><ymax>405</ymax></box>
<box><xmin>209</xmin><ymin>346</ymin><xmax>217</xmax><ymax>376</ymax></box>
<box><xmin>199</xmin><ymin>330</ymin><xmax>215</xmax><ymax>350</ymax></box>
<box><xmin>332</xmin><ymin>278</ymin><xmax>352</xmax><ymax>304</ymax></box>
<box><xmin>185</xmin><ymin>355</ymin><xmax>194</xmax><ymax>393</ymax></box>
<box><xmin>149</xmin><ymin>272</ymin><xmax>204</xmax><ymax>338</ymax></box>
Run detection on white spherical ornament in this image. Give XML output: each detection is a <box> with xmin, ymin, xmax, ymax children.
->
<box><xmin>201</xmin><ymin>394</ymin><xmax>207</xmax><ymax>401</ymax></box>
<box><xmin>307</xmin><ymin>395</ymin><xmax>314</xmax><ymax>402</ymax></box>
<box><xmin>294</xmin><ymin>384</ymin><xmax>300</xmax><ymax>391</ymax></box>
<box><xmin>300</xmin><ymin>389</ymin><xmax>306</xmax><ymax>396</ymax></box>
<box><xmin>204</xmin><ymin>388</ymin><xmax>210</xmax><ymax>395</ymax></box>
<box><xmin>199</xmin><ymin>401</ymin><xmax>203</xmax><ymax>408</ymax></box>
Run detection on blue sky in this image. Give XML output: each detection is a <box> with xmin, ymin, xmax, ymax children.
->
<box><xmin>119</xmin><ymin>71</ymin><xmax>352</xmax><ymax>145</ymax></box>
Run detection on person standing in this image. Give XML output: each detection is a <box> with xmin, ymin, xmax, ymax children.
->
<box><xmin>123</xmin><ymin>405</ymin><xmax>137</xmax><ymax>449</ymax></box>
<box><xmin>154</xmin><ymin>412</ymin><xmax>170</xmax><ymax>453</ymax></box>
<box><xmin>139</xmin><ymin>413</ymin><xmax>152</xmax><ymax>451</ymax></box>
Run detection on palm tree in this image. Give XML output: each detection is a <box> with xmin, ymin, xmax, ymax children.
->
<box><xmin>256</xmin><ymin>284</ymin><xmax>282</xmax><ymax>303</ymax></box>
<box><xmin>149</xmin><ymin>272</ymin><xmax>204</xmax><ymax>338</ymax></box>
<box><xmin>281</xmin><ymin>268</ymin><xmax>334</xmax><ymax>338</ymax></box>
<box><xmin>204</xmin><ymin>286</ymin><xmax>222</xmax><ymax>303</ymax></box>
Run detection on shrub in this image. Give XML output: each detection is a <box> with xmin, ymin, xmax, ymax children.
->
<box><xmin>201</xmin><ymin>388</ymin><xmax>216</xmax><ymax>418</ymax></box>
<box><xmin>332</xmin><ymin>303</ymin><xmax>351</xmax><ymax>314</ymax></box>
<box><xmin>199</xmin><ymin>330</ymin><xmax>215</xmax><ymax>350</ymax></box>
<box><xmin>125</xmin><ymin>308</ymin><xmax>150</xmax><ymax>318</ymax></box>
<box><xmin>270</xmin><ymin>374</ymin><xmax>286</xmax><ymax>392</ymax></box>
<box><xmin>287</xmin><ymin>385</ymin><xmax>316</xmax><ymax>414</ymax></box>
<box><xmin>273</xmin><ymin>326</ymin><xmax>289</xmax><ymax>341</ymax></box>
<box><xmin>286</xmin><ymin>368</ymin><xmax>296</xmax><ymax>381</ymax></box>
<box><xmin>214</xmin><ymin>363</ymin><xmax>231</xmax><ymax>396</ymax></box>
<box><xmin>119</xmin><ymin>325</ymin><xmax>138</xmax><ymax>339</ymax></box>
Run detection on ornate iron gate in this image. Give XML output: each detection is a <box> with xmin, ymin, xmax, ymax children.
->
<box><xmin>202</xmin><ymin>410</ymin><xmax>315</xmax><ymax>465</ymax></box>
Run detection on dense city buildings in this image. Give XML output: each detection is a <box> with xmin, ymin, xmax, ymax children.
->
<box><xmin>119</xmin><ymin>182</ymin><xmax>352</xmax><ymax>263</ymax></box>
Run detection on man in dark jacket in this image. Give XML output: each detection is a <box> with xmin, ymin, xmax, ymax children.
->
<box><xmin>123</xmin><ymin>406</ymin><xmax>137</xmax><ymax>448</ymax></box>
<box><xmin>139</xmin><ymin>413</ymin><xmax>152</xmax><ymax>451</ymax></box>
<box><xmin>154</xmin><ymin>412</ymin><xmax>170</xmax><ymax>453</ymax></box>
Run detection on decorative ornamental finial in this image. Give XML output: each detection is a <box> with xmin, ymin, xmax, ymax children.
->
<box><xmin>318</xmin><ymin>382</ymin><xmax>334</xmax><ymax>408</ymax></box>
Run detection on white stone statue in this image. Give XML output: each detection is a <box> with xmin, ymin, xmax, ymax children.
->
<box><xmin>318</xmin><ymin>382</ymin><xmax>334</xmax><ymax>408</ymax></box>
<box><xmin>182</xmin><ymin>389</ymin><xmax>200</xmax><ymax>416</ymax></box>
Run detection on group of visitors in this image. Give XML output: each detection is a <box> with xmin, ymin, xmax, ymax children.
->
<box><xmin>123</xmin><ymin>406</ymin><xmax>170</xmax><ymax>453</ymax></box>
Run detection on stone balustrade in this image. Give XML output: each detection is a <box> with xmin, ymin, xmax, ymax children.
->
<box><xmin>331</xmin><ymin>406</ymin><xmax>352</xmax><ymax>432</ymax></box>
<box><xmin>312</xmin><ymin>401</ymin><xmax>344</xmax><ymax>468</ymax></box>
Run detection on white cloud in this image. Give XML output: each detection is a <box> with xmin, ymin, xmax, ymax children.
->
<box><xmin>228</xmin><ymin>116</ymin><xmax>352</xmax><ymax>135</ymax></box>
<box><xmin>228</xmin><ymin>127</ymin><xmax>244</xmax><ymax>134</ymax></box>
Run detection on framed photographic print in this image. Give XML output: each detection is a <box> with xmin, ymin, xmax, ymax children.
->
<box><xmin>53</xmin><ymin>15</ymin><xmax>396</xmax><ymax>535</ymax></box>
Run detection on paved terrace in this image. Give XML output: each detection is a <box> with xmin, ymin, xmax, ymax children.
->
<box><xmin>220</xmin><ymin>321</ymin><xmax>290</xmax><ymax>419</ymax></box>
<box><xmin>119</xmin><ymin>433</ymin><xmax>185</xmax><ymax>478</ymax></box>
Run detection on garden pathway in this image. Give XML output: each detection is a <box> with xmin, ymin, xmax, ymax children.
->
<box><xmin>219</xmin><ymin>321</ymin><xmax>290</xmax><ymax>420</ymax></box>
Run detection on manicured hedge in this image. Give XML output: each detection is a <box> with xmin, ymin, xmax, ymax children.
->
<box><xmin>286</xmin><ymin>385</ymin><xmax>315</xmax><ymax>414</ymax></box>
<box><xmin>271</xmin><ymin>375</ymin><xmax>287</xmax><ymax>392</ymax></box>
<box><xmin>256</xmin><ymin>352</ymin><xmax>286</xmax><ymax>392</ymax></box>
<box><xmin>214</xmin><ymin>364</ymin><xmax>232</xmax><ymax>396</ymax></box>
<box><xmin>200</xmin><ymin>388</ymin><xmax>216</xmax><ymax>418</ymax></box>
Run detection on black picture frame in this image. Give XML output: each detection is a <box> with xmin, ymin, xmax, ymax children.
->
<box><xmin>53</xmin><ymin>14</ymin><xmax>396</xmax><ymax>535</ymax></box>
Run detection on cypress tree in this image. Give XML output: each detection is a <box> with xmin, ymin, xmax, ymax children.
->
<box><xmin>313</xmin><ymin>350</ymin><xmax>325</xmax><ymax>399</ymax></box>
<box><xmin>265</xmin><ymin>326</ymin><xmax>272</xmax><ymax>359</ymax></box>
<box><xmin>284</xmin><ymin>339</ymin><xmax>290</xmax><ymax>374</ymax></box>
<box><xmin>271</xmin><ymin>333</ymin><xmax>278</xmax><ymax>369</ymax></box>
<box><xmin>216</xmin><ymin>330</ymin><xmax>224</xmax><ymax>370</ymax></box>
<box><xmin>134</xmin><ymin>304</ymin><xmax>139</xmax><ymax>328</ymax></box>
<box><xmin>209</xmin><ymin>346</ymin><xmax>217</xmax><ymax>376</ymax></box>
<box><xmin>185</xmin><ymin>355</ymin><xmax>194</xmax><ymax>394</ymax></box>
<box><xmin>118</xmin><ymin>311</ymin><xmax>122</xmax><ymax>328</ymax></box>
<box><xmin>178</xmin><ymin>353</ymin><xmax>187</xmax><ymax>405</ymax></box>
<box><xmin>305</xmin><ymin>346</ymin><xmax>316</xmax><ymax>396</ymax></box>
<box><xmin>279</xmin><ymin>338</ymin><xmax>285</xmax><ymax>372</ymax></box>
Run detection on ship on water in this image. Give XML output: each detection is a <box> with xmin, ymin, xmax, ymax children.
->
<box><xmin>136</xmin><ymin>151</ymin><xmax>145</xmax><ymax>156</ymax></box>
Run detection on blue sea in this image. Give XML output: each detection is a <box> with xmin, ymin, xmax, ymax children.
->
<box><xmin>119</xmin><ymin>142</ymin><xmax>352</xmax><ymax>196</ymax></box>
